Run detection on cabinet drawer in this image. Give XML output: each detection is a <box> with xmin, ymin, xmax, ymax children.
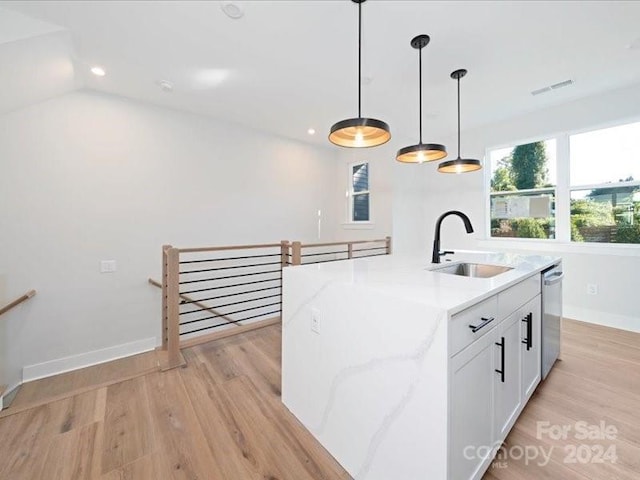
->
<box><xmin>450</xmin><ymin>295</ymin><xmax>499</xmax><ymax>355</ymax></box>
<box><xmin>497</xmin><ymin>274</ymin><xmax>540</xmax><ymax>320</ymax></box>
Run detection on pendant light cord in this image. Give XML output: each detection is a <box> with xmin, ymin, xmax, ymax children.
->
<box><xmin>418</xmin><ymin>46</ymin><xmax>423</xmax><ymax>144</ymax></box>
<box><xmin>357</xmin><ymin>1</ymin><xmax>362</xmax><ymax>118</ymax></box>
<box><xmin>457</xmin><ymin>76</ymin><xmax>461</xmax><ymax>158</ymax></box>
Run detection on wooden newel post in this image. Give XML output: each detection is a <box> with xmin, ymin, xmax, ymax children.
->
<box><xmin>280</xmin><ymin>240</ymin><xmax>290</xmax><ymax>268</ymax></box>
<box><xmin>291</xmin><ymin>241</ymin><xmax>302</xmax><ymax>266</ymax></box>
<box><xmin>385</xmin><ymin>236</ymin><xmax>392</xmax><ymax>255</ymax></box>
<box><xmin>166</xmin><ymin>247</ymin><xmax>181</xmax><ymax>368</ymax></box>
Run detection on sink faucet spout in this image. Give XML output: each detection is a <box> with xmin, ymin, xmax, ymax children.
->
<box><xmin>432</xmin><ymin>210</ymin><xmax>474</xmax><ymax>263</ymax></box>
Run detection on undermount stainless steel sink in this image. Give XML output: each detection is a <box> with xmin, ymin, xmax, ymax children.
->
<box><xmin>431</xmin><ymin>262</ymin><xmax>513</xmax><ymax>278</ymax></box>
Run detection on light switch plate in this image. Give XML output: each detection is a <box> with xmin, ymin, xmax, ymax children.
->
<box><xmin>100</xmin><ymin>260</ymin><xmax>117</xmax><ymax>273</ymax></box>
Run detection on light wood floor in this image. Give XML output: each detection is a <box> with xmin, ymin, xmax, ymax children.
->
<box><xmin>0</xmin><ymin>319</ymin><xmax>638</xmax><ymax>480</ymax></box>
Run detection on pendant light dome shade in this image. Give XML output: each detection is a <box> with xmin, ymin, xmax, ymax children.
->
<box><xmin>329</xmin><ymin>118</ymin><xmax>391</xmax><ymax>148</ymax></box>
<box><xmin>329</xmin><ymin>0</ymin><xmax>390</xmax><ymax>148</ymax></box>
<box><xmin>396</xmin><ymin>34</ymin><xmax>446</xmax><ymax>163</ymax></box>
<box><xmin>437</xmin><ymin>158</ymin><xmax>482</xmax><ymax>173</ymax></box>
<box><xmin>438</xmin><ymin>69</ymin><xmax>482</xmax><ymax>173</ymax></box>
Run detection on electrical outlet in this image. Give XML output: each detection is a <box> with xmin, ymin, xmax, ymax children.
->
<box><xmin>587</xmin><ymin>284</ymin><xmax>598</xmax><ymax>295</ymax></box>
<box><xmin>311</xmin><ymin>308</ymin><xmax>321</xmax><ymax>334</ymax></box>
<box><xmin>100</xmin><ymin>260</ymin><xmax>117</xmax><ymax>273</ymax></box>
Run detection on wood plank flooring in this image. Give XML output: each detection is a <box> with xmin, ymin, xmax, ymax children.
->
<box><xmin>0</xmin><ymin>319</ymin><xmax>638</xmax><ymax>480</ymax></box>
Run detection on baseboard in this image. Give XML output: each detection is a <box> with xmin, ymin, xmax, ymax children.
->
<box><xmin>0</xmin><ymin>381</ymin><xmax>21</xmax><ymax>410</ymax></box>
<box><xmin>22</xmin><ymin>337</ymin><xmax>158</xmax><ymax>382</ymax></box>
<box><xmin>564</xmin><ymin>305</ymin><xmax>640</xmax><ymax>333</ymax></box>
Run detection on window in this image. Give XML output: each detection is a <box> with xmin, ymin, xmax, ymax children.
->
<box><xmin>487</xmin><ymin>120</ymin><xmax>640</xmax><ymax>245</ymax></box>
<box><xmin>489</xmin><ymin>139</ymin><xmax>557</xmax><ymax>239</ymax></box>
<box><xmin>569</xmin><ymin>122</ymin><xmax>640</xmax><ymax>244</ymax></box>
<box><xmin>349</xmin><ymin>162</ymin><xmax>370</xmax><ymax>222</ymax></box>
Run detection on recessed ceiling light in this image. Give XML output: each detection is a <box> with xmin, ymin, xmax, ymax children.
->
<box><xmin>156</xmin><ymin>80</ymin><xmax>174</xmax><ymax>93</ymax></box>
<box><xmin>90</xmin><ymin>66</ymin><xmax>106</xmax><ymax>77</ymax></box>
<box><xmin>221</xmin><ymin>2</ymin><xmax>244</xmax><ymax>19</ymax></box>
<box><xmin>307</xmin><ymin>128</ymin><xmax>316</xmax><ymax>135</ymax></box>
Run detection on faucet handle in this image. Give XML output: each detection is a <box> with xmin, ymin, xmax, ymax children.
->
<box><xmin>440</xmin><ymin>250</ymin><xmax>455</xmax><ymax>257</ymax></box>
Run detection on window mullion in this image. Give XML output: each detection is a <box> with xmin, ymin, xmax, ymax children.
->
<box><xmin>556</xmin><ymin>135</ymin><xmax>571</xmax><ymax>242</ymax></box>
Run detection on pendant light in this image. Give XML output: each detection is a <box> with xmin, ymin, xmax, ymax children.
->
<box><xmin>329</xmin><ymin>0</ymin><xmax>390</xmax><ymax>148</ymax></box>
<box><xmin>396</xmin><ymin>34</ymin><xmax>447</xmax><ymax>163</ymax></box>
<box><xmin>438</xmin><ymin>69</ymin><xmax>482</xmax><ymax>173</ymax></box>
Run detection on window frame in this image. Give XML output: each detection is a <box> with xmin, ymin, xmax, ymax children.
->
<box><xmin>345</xmin><ymin>160</ymin><xmax>372</xmax><ymax>225</ymax></box>
<box><xmin>484</xmin><ymin>117</ymin><xmax>640</xmax><ymax>250</ymax></box>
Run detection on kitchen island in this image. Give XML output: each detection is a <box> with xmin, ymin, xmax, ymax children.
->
<box><xmin>281</xmin><ymin>251</ymin><xmax>560</xmax><ymax>480</ymax></box>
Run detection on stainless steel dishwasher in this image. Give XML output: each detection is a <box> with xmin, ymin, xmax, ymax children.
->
<box><xmin>541</xmin><ymin>263</ymin><xmax>563</xmax><ymax>379</ymax></box>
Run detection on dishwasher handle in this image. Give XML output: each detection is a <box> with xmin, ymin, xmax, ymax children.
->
<box><xmin>544</xmin><ymin>272</ymin><xmax>564</xmax><ymax>286</ymax></box>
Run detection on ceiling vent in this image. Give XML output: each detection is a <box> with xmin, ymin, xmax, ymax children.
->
<box><xmin>531</xmin><ymin>79</ymin><xmax>574</xmax><ymax>96</ymax></box>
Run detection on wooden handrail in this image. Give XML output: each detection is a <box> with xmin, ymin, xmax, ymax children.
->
<box><xmin>0</xmin><ymin>290</ymin><xmax>36</xmax><ymax>317</ymax></box>
<box><xmin>148</xmin><ymin>278</ymin><xmax>238</xmax><ymax>326</ymax></box>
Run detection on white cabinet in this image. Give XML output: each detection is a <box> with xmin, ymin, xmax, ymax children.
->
<box><xmin>450</xmin><ymin>332</ymin><xmax>495</xmax><ymax>480</ymax></box>
<box><xmin>449</xmin><ymin>274</ymin><xmax>542</xmax><ymax>480</ymax></box>
<box><xmin>493</xmin><ymin>311</ymin><xmax>522</xmax><ymax>440</ymax></box>
<box><xmin>521</xmin><ymin>295</ymin><xmax>541</xmax><ymax>401</ymax></box>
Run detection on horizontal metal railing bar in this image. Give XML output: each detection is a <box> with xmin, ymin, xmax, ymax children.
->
<box><xmin>180</xmin><ymin>277</ymin><xmax>281</xmax><ymax>295</ymax></box>
<box><xmin>179</xmin><ymin>285</ymin><xmax>281</xmax><ymax>305</ymax></box>
<box><xmin>179</xmin><ymin>301</ymin><xmax>282</xmax><ymax>326</ymax></box>
<box><xmin>179</xmin><ymin>310</ymin><xmax>280</xmax><ymax>336</ymax></box>
<box><xmin>179</xmin><ymin>253</ymin><xmax>281</xmax><ymax>265</ymax></box>
<box><xmin>300</xmin><ymin>239</ymin><xmax>387</xmax><ymax>248</ymax></box>
<box><xmin>178</xmin><ymin>269</ymin><xmax>281</xmax><ymax>285</ymax></box>
<box><xmin>180</xmin><ymin>294</ymin><xmax>281</xmax><ymax>315</ymax></box>
<box><xmin>180</xmin><ymin>261</ymin><xmax>282</xmax><ymax>275</ymax></box>
<box><xmin>301</xmin><ymin>252</ymin><xmax>388</xmax><ymax>265</ymax></box>
<box><xmin>352</xmin><ymin>252</ymin><xmax>389</xmax><ymax>258</ymax></box>
<box><xmin>177</xmin><ymin>243</ymin><xmax>282</xmax><ymax>254</ymax></box>
<box><xmin>301</xmin><ymin>258</ymin><xmax>351</xmax><ymax>265</ymax></box>
<box><xmin>300</xmin><ymin>250</ymin><xmax>348</xmax><ymax>258</ymax></box>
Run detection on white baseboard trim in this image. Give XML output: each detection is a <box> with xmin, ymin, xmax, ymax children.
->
<box><xmin>0</xmin><ymin>380</ymin><xmax>22</xmax><ymax>410</ymax></box>
<box><xmin>564</xmin><ymin>305</ymin><xmax>640</xmax><ymax>333</ymax></box>
<box><xmin>22</xmin><ymin>337</ymin><xmax>157</xmax><ymax>382</ymax></box>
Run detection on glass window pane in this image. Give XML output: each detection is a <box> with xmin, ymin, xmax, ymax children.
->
<box><xmin>352</xmin><ymin>163</ymin><xmax>369</xmax><ymax>192</ymax></box>
<box><xmin>570</xmin><ymin>122</ymin><xmax>640</xmax><ymax>186</ymax></box>
<box><xmin>490</xmin><ymin>191</ymin><xmax>555</xmax><ymax>239</ymax></box>
<box><xmin>352</xmin><ymin>193</ymin><xmax>369</xmax><ymax>222</ymax></box>
<box><xmin>489</xmin><ymin>139</ymin><xmax>556</xmax><ymax>192</ymax></box>
<box><xmin>571</xmin><ymin>187</ymin><xmax>640</xmax><ymax>243</ymax></box>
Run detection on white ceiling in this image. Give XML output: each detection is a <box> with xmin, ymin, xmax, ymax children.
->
<box><xmin>2</xmin><ymin>0</ymin><xmax>640</xmax><ymax>149</ymax></box>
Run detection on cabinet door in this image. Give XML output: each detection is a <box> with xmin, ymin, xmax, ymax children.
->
<box><xmin>450</xmin><ymin>332</ymin><xmax>495</xmax><ymax>480</ymax></box>
<box><xmin>493</xmin><ymin>312</ymin><xmax>522</xmax><ymax>441</ymax></box>
<box><xmin>521</xmin><ymin>295</ymin><xmax>541</xmax><ymax>401</ymax></box>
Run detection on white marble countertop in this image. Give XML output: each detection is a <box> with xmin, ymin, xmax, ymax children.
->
<box><xmin>291</xmin><ymin>250</ymin><xmax>560</xmax><ymax>315</ymax></box>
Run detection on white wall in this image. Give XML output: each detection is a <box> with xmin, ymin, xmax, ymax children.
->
<box><xmin>0</xmin><ymin>90</ymin><xmax>340</xmax><ymax>387</ymax></box>
<box><xmin>334</xmin><ymin>144</ymin><xmax>394</xmax><ymax>242</ymax></box>
<box><xmin>393</xmin><ymin>82</ymin><xmax>640</xmax><ymax>332</ymax></box>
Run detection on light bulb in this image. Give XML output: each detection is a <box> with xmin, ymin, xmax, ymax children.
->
<box><xmin>417</xmin><ymin>151</ymin><xmax>426</xmax><ymax>163</ymax></box>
